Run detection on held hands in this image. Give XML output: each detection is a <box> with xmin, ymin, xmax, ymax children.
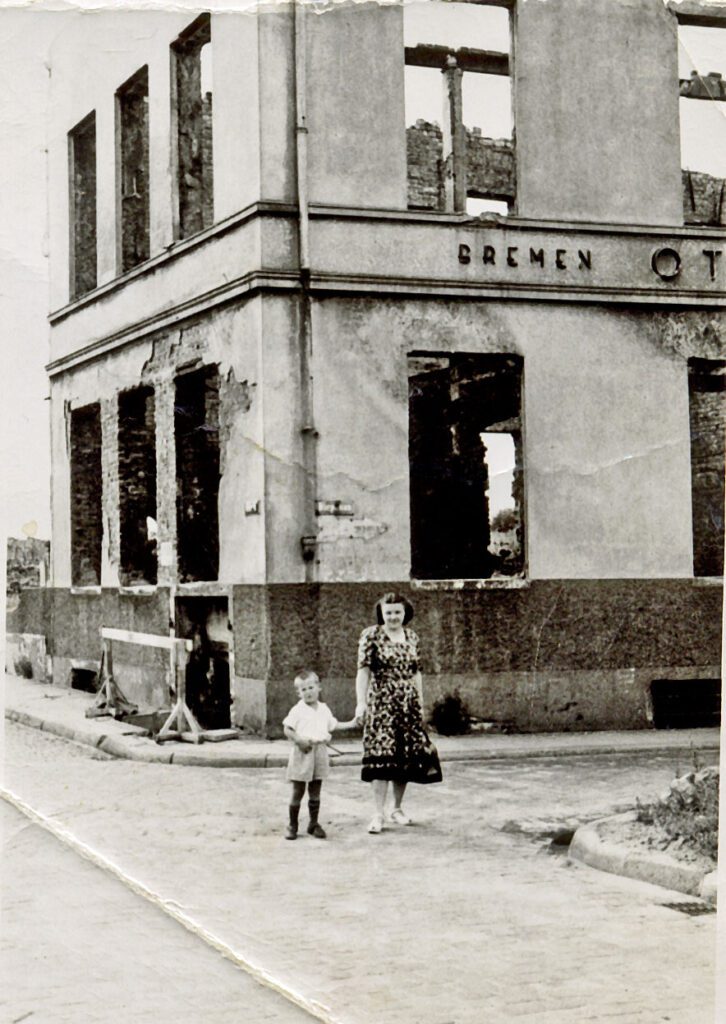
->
<box><xmin>296</xmin><ymin>738</ymin><xmax>313</xmax><ymax>753</ymax></box>
<box><xmin>354</xmin><ymin>703</ymin><xmax>367</xmax><ymax>728</ymax></box>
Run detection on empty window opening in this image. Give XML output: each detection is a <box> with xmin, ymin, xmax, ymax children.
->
<box><xmin>175</xmin><ymin>365</ymin><xmax>220</xmax><ymax>582</ymax></box>
<box><xmin>68</xmin><ymin>112</ymin><xmax>97</xmax><ymax>299</ymax></box>
<box><xmin>117</xmin><ymin>66</ymin><xmax>150</xmax><ymax>272</ymax></box>
<box><xmin>118</xmin><ymin>385</ymin><xmax>157</xmax><ymax>586</ymax></box>
<box><xmin>688</xmin><ymin>358</ymin><xmax>725</xmax><ymax>577</ymax></box>
<box><xmin>173</xmin><ymin>15</ymin><xmax>214</xmax><ymax>240</ymax></box>
<box><xmin>404</xmin><ymin>2</ymin><xmax>514</xmax><ymax>214</ymax></box>
<box><xmin>70</xmin><ymin>403</ymin><xmax>103</xmax><ymax>587</ymax></box>
<box><xmin>409</xmin><ymin>353</ymin><xmax>524</xmax><ymax>580</ymax></box>
<box><xmin>651</xmin><ymin>678</ymin><xmax>721</xmax><ymax>729</ymax></box>
<box><xmin>176</xmin><ymin>596</ymin><xmax>231</xmax><ymax>729</ymax></box>
<box><xmin>678</xmin><ymin>25</ymin><xmax>726</xmax><ymax>225</ymax></box>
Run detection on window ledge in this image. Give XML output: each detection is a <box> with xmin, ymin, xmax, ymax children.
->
<box><xmin>118</xmin><ymin>585</ymin><xmax>157</xmax><ymax>596</ymax></box>
<box><xmin>411</xmin><ymin>576</ymin><xmax>529</xmax><ymax>591</ymax></box>
<box><xmin>692</xmin><ymin>576</ymin><xmax>724</xmax><ymax>586</ymax></box>
<box><xmin>70</xmin><ymin>586</ymin><xmax>102</xmax><ymax>595</ymax></box>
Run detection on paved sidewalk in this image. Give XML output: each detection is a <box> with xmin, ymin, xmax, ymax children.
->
<box><xmin>4</xmin><ymin>672</ymin><xmax>722</xmax><ymax>767</ymax></box>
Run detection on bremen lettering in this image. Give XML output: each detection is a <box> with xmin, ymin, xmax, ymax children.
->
<box><xmin>458</xmin><ymin>243</ymin><xmax>592</xmax><ymax>270</ymax></box>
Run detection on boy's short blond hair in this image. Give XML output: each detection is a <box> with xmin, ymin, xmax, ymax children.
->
<box><xmin>294</xmin><ymin>668</ymin><xmax>320</xmax><ymax>690</ymax></box>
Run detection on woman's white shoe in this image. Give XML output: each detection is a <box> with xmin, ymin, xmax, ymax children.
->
<box><xmin>390</xmin><ymin>808</ymin><xmax>412</xmax><ymax>826</ymax></box>
<box><xmin>368</xmin><ymin>815</ymin><xmax>384</xmax><ymax>834</ymax></box>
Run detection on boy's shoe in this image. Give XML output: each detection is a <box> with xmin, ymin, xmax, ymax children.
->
<box><xmin>390</xmin><ymin>808</ymin><xmax>412</xmax><ymax>826</ymax></box>
<box><xmin>307</xmin><ymin>822</ymin><xmax>327</xmax><ymax>839</ymax></box>
<box><xmin>367</xmin><ymin>814</ymin><xmax>384</xmax><ymax>834</ymax></box>
<box><xmin>285</xmin><ymin>825</ymin><xmax>298</xmax><ymax>840</ymax></box>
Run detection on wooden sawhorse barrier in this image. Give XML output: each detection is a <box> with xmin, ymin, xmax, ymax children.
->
<box><xmin>88</xmin><ymin>627</ymin><xmax>207</xmax><ymax>743</ymax></box>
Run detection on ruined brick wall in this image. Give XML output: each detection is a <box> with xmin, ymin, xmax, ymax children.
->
<box><xmin>119</xmin><ymin>67</ymin><xmax>150</xmax><ymax>272</ymax></box>
<box><xmin>201</xmin><ymin>92</ymin><xmax>214</xmax><ymax>230</ymax></box>
<box><xmin>6</xmin><ymin>537</ymin><xmax>50</xmax><ymax>593</ymax></box>
<box><xmin>406</xmin><ymin>121</ymin><xmax>515</xmax><ymax>210</ymax></box>
<box><xmin>466</xmin><ymin>130</ymin><xmax>515</xmax><ymax>202</ymax></box>
<box><xmin>175</xmin><ymin>365</ymin><xmax>221</xmax><ymax>582</ymax></box>
<box><xmin>406</xmin><ymin>120</ymin><xmax>444</xmax><ymax>210</ymax></box>
<box><xmin>70</xmin><ymin>403</ymin><xmax>103</xmax><ymax>587</ymax></box>
<box><xmin>683</xmin><ymin>170</ymin><xmax>725</xmax><ymax>226</ymax></box>
<box><xmin>689</xmin><ymin>359</ymin><xmax>725</xmax><ymax>577</ymax></box>
<box><xmin>174</xmin><ymin>20</ymin><xmax>214</xmax><ymax>239</ymax></box>
<box><xmin>119</xmin><ymin>385</ymin><xmax>157</xmax><ymax>585</ymax></box>
<box><xmin>69</xmin><ymin>114</ymin><xmax>97</xmax><ymax>298</ymax></box>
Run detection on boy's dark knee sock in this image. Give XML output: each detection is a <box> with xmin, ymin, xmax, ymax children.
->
<box><xmin>288</xmin><ymin>804</ymin><xmax>300</xmax><ymax>829</ymax></box>
<box><xmin>308</xmin><ymin>799</ymin><xmax>321</xmax><ymax>825</ymax></box>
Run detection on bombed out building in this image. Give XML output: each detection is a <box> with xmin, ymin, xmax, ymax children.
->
<box><xmin>9</xmin><ymin>0</ymin><xmax>725</xmax><ymax>735</ymax></box>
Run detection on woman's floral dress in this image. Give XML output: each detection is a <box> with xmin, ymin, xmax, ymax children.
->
<box><xmin>358</xmin><ymin>625</ymin><xmax>433</xmax><ymax>783</ymax></box>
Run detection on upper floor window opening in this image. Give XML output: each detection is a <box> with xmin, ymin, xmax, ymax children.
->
<box><xmin>404</xmin><ymin>1</ymin><xmax>514</xmax><ymax>217</ymax></box>
<box><xmin>68</xmin><ymin>111</ymin><xmax>97</xmax><ymax>299</ymax></box>
<box><xmin>116</xmin><ymin>66</ymin><xmax>150</xmax><ymax>273</ymax></box>
<box><xmin>172</xmin><ymin>14</ymin><xmax>214</xmax><ymax>241</ymax></box>
<box><xmin>677</xmin><ymin>22</ymin><xmax>726</xmax><ymax>226</ymax></box>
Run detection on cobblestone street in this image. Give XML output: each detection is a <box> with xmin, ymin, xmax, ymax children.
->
<box><xmin>2</xmin><ymin>722</ymin><xmax>719</xmax><ymax>1023</ymax></box>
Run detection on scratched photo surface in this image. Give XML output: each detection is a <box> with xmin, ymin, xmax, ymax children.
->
<box><xmin>1</xmin><ymin>2</ymin><xmax>725</xmax><ymax>1022</ymax></box>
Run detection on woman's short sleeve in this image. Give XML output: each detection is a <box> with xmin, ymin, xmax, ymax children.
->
<box><xmin>357</xmin><ymin>626</ymin><xmax>376</xmax><ymax>670</ymax></box>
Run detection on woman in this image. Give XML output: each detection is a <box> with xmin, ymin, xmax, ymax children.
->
<box><xmin>355</xmin><ymin>592</ymin><xmax>442</xmax><ymax>834</ymax></box>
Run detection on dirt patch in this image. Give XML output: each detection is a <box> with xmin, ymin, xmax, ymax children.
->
<box><xmin>598</xmin><ymin>813</ymin><xmax>716</xmax><ymax>876</ymax></box>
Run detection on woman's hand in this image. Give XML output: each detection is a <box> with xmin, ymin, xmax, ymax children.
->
<box><xmin>355</xmin><ymin>702</ymin><xmax>367</xmax><ymax>721</ymax></box>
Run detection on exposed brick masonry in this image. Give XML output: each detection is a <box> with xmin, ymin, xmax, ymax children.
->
<box><xmin>6</xmin><ymin>538</ymin><xmax>50</xmax><ymax>594</ymax></box>
<box><xmin>70</xmin><ymin>404</ymin><xmax>103</xmax><ymax>587</ymax></box>
<box><xmin>118</xmin><ymin>67</ymin><xmax>150</xmax><ymax>273</ymax></box>
<box><xmin>118</xmin><ymin>385</ymin><xmax>157</xmax><ymax>586</ymax></box>
<box><xmin>175</xmin><ymin>366</ymin><xmax>220</xmax><ymax>582</ymax></box>
<box><xmin>682</xmin><ymin>170</ymin><xmax>725</xmax><ymax>227</ymax></box>
<box><xmin>407</xmin><ymin>120</ymin><xmax>515</xmax><ymax>210</ymax></box>
<box><xmin>69</xmin><ymin>113</ymin><xmax>97</xmax><ymax>298</ymax></box>
<box><xmin>688</xmin><ymin>359</ymin><xmax>726</xmax><ymax>577</ymax></box>
<box><xmin>407</xmin><ymin>121</ymin><xmax>725</xmax><ymax>223</ymax></box>
<box><xmin>174</xmin><ymin>18</ymin><xmax>214</xmax><ymax>239</ymax></box>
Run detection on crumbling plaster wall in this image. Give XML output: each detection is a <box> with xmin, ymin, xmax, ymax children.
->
<box><xmin>50</xmin><ymin>299</ymin><xmax>269</xmax><ymax>589</ymax></box>
<box><xmin>310</xmin><ymin>297</ymin><xmax>696</xmax><ymax>582</ymax></box>
<box><xmin>47</xmin><ymin>10</ymin><xmax>280</xmax><ymax>312</ymax></box>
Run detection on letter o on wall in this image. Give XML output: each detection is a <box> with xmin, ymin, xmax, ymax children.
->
<box><xmin>651</xmin><ymin>247</ymin><xmax>681</xmax><ymax>281</ymax></box>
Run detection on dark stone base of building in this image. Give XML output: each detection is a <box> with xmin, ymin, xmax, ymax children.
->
<box><xmin>7</xmin><ymin>579</ymin><xmax>722</xmax><ymax>737</ymax></box>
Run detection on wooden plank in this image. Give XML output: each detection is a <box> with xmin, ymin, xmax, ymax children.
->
<box><xmin>405</xmin><ymin>44</ymin><xmax>509</xmax><ymax>76</ymax></box>
<box><xmin>101</xmin><ymin>627</ymin><xmax>192</xmax><ymax>652</ymax></box>
<box><xmin>197</xmin><ymin>728</ymin><xmax>240</xmax><ymax>742</ymax></box>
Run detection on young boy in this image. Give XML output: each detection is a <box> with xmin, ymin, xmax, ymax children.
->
<box><xmin>282</xmin><ymin>669</ymin><xmax>357</xmax><ymax>840</ymax></box>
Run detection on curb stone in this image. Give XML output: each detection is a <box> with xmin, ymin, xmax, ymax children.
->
<box><xmin>6</xmin><ymin>702</ymin><xmax>722</xmax><ymax>770</ymax></box>
<box><xmin>569</xmin><ymin>810</ymin><xmax>717</xmax><ymax>904</ymax></box>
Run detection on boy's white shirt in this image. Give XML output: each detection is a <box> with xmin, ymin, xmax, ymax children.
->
<box><xmin>283</xmin><ymin>700</ymin><xmax>338</xmax><ymax>743</ymax></box>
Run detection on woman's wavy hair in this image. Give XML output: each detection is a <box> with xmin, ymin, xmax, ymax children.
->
<box><xmin>375</xmin><ymin>591</ymin><xmax>414</xmax><ymax>625</ymax></box>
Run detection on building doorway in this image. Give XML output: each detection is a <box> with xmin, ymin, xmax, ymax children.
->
<box><xmin>175</xmin><ymin>596</ymin><xmax>231</xmax><ymax>729</ymax></box>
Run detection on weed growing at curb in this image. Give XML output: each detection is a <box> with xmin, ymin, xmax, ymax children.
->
<box><xmin>636</xmin><ymin>764</ymin><xmax>719</xmax><ymax>863</ymax></box>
